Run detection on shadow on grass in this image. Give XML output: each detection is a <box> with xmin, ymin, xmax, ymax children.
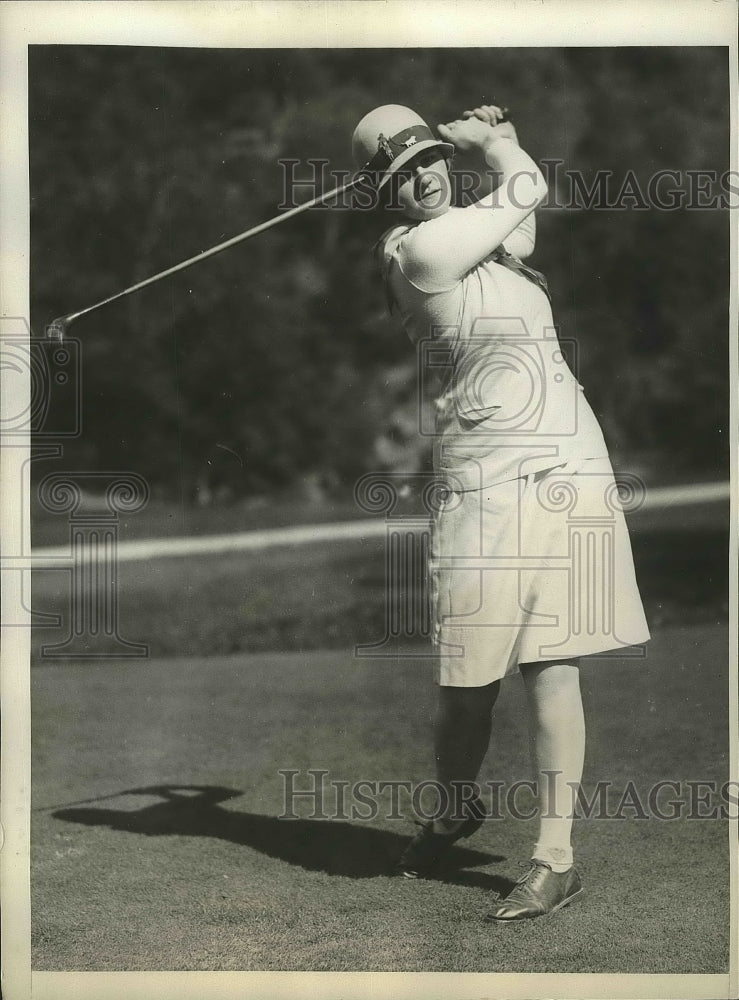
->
<box><xmin>52</xmin><ymin>784</ymin><xmax>508</xmax><ymax>886</ymax></box>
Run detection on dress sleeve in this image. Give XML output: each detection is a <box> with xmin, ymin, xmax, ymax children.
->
<box><xmin>500</xmin><ymin>212</ymin><xmax>536</xmax><ymax>261</ymax></box>
<box><xmin>391</xmin><ymin>222</ymin><xmax>463</xmax><ymax>295</ymax></box>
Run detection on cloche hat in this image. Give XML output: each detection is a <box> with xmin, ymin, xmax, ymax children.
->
<box><xmin>352</xmin><ymin>104</ymin><xmax>454</xmax><ymax>189</ymax></box>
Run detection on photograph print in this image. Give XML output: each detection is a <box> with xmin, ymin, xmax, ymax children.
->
<box><xmin>4</xmin><ymin>6</ymin><xmax>735</xmax><ymax>997</ymax></box>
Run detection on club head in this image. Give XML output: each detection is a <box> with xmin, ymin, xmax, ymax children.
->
<box><xmin>46</xmin><ymin>317</ymin><xmax>69</xmax><ymax>343</ymax></box>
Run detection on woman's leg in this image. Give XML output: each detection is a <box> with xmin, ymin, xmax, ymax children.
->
<box><xmin>485</xmin><ymin>659</ymin><xmax>586</xmax><ymax>919</ymax></box>
<box><xmin>519</xmin><ymin>659</ymin><xmax>585</xmax><ymax>869</ymax></box>
<box><xmin>395</xmin><ymin>679</ymin><xmax>500</xmax><ymax>877</ymax></box>
<box><xmin>432</xmin><ymin>679</ymin><xmax>501</xmax><ymax>832</ymax></box>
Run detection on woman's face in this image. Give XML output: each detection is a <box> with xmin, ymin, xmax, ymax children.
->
<box><xmin>390</xmin><ymin>148</ymin><xmax>452</xmax><ymax>221</ymax></box>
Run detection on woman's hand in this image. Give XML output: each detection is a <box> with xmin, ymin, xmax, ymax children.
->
<box><xmin>463</xmin><ymin>103</ymin><xmax>509</xmax><ymax>127</ymax></box>
<box><xmin>466</xmin><ymin>104</ymin><xmax>519</xmax><ymax>146</ymax></box>
<box><xmin>400</xmin><ymin>100</ymin><xmax>545</xmax><ymax>290</ymax></box>
<box><xmin>438</xmin><ymin>104</ymin><xmax>518</xmax><ymax>153</ymax></box>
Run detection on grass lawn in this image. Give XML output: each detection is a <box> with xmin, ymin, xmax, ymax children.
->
<box><xmin>30</xmin><ymin>522</ymin><xmax>729</xmax><ymax>660</ymax></box>
<box><xmin>31</xmin><ymin>623</ymin><xmax>731</xmax><ymax>973</ymax></box>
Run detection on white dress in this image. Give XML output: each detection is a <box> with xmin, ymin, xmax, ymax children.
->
<box><xmin>378</xmin><ymin>221</ymin><xmax>651</xmax><ymax>684</ymax></box>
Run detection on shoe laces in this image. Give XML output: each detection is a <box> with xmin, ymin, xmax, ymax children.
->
<box><xmin>514</xmin><ymin>859</ymin><xmax>551</xmax><ymax>887</ymax></box>
<box><xmin>487</xmin><ymin>862</ymin><xmax>541</xmax><ymax>904</ymax></box>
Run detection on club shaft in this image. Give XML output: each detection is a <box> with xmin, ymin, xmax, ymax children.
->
<box><xmin>63</xmin><ymin>176</ymin><xmax>361</xmax><ymax>327</ymax></box>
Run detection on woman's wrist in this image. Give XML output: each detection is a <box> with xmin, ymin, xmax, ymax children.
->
<box><xmin>483</xmin><ymin>136</ymin><xmax>532</xmax><ymax>171</ymax></box>
<box><xmin>482</xmin><ymin>134</ymin><xmax>516</xmax><ymax>155</ymax></box>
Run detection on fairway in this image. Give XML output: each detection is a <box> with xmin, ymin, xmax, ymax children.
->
<box><xmin>31</xmin><ymin>623</ymin><xmax>730</xmax><ymax>973</ymax></box>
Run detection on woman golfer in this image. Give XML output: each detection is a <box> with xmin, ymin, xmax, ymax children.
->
<box><xmin>352</xmin><ymin>103</ymin><xmax>650</xmax><ymax>921</ymax></box>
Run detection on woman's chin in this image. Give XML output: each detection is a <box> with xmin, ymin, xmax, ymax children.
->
<box><xmin>406</xmin><ymin>200</ymin><xmax>451</xmax><ymax>221</ymax></box>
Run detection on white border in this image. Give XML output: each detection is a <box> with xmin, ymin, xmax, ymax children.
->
<box><xmin>1</xmin><ymin>0</ymin><xmax>737</xmax><ymax>49</ymax></box>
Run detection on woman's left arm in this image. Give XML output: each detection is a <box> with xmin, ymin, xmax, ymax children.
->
<box><xmin>502</xmin><ymin>212</ymin><xmax>536</xmax><ymax>260</ymax></box>
<box><xmin>464</xmin><ymin>105</ymin><xmax>536</xmax><ymax>260</ymax></box>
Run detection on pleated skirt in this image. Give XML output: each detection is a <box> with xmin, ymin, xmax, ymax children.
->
<box><xmin>429</xmin><ymin>456</ymin><xmax>651</xmax><ymax>686</ymax></box>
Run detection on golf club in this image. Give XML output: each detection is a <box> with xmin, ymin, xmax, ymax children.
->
<box><xmin>46</xmin><ymin>108</ymin><xmax>512</xmax><ymax>343</ymax></box>
<box><xmin>45</xmin><ymin>176</ymin><xmax>363</xmax><ymax>342</ymax></box>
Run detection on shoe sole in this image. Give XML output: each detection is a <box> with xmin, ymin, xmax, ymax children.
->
<box><xmin>485</xmin><ymin>887</ymin><xmax>584</xmax><ymax>922</ymax></box>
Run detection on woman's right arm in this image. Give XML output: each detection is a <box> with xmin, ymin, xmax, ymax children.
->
<box><xmin>398</xmin><ymin>116</ymin><xmax>548</xmax><ymax>291</ymax></box>
<box><xmin>501</xmin><ymin>211</ymin><xmax>536</xmax><ymax>261</ymax></box>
